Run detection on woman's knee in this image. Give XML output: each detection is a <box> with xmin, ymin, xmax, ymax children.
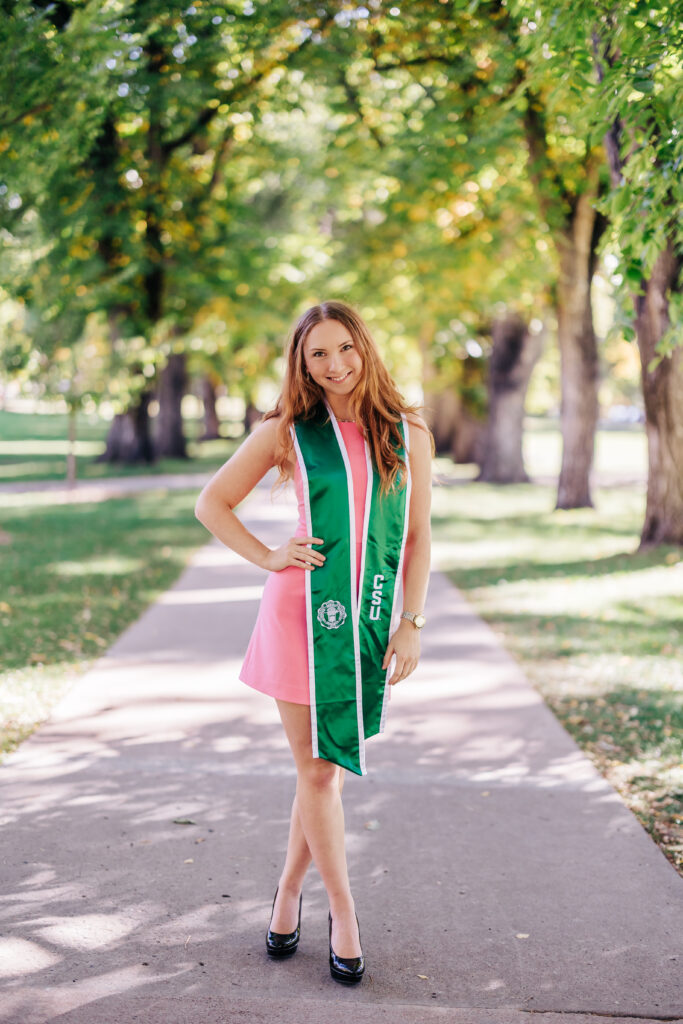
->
<box><xmin>275</xmin><ymin>700</ymin><xmax>341</xmax><ymax>791</ymax></box>
<box><xmin>298</xmin><ymin>756</ymin><xmax>340</xmax><ymax>792</ymax></box>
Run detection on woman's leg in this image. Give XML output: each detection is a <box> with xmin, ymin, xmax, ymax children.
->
<box><xmin>271</xmin><ymin>698</ymin><xmax>361</xmax><ymax>958</ymax></box>
<box><xmin>269</xmin><ymin>766</ymin><xmax>344</xmax><ymax>931</ymax></box>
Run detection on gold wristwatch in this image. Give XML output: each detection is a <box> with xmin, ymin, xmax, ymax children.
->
<box><xmin>401</xmin><ymin>611</ymin><xmax>426</xmax><ymax>629</ymax></box>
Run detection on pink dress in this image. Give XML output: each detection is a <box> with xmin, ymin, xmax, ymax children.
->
<box><xmin>238</xmin><ymin>421</ymin><xmax>367</xmax><ymax>705</ymax></box>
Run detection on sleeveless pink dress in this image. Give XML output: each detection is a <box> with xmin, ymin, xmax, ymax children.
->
<box><xmin>238</xmin><ymin>421</ymin><xmax>368</xmax><ymax>705</ymax></box>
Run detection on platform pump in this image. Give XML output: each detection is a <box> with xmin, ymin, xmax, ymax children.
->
<box><xmin>328</xmin><ymin>910</ymin><xmax>365</xmax><ymax>984</ymax></box>
<box><xmin>266</xmin><ymin>886</ymin><xmax>302</xmax><ymax>957</ymax></box>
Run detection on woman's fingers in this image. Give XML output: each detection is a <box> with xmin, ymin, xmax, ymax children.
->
<box><xmin>388</xmin><ymin>656</ymin><xmax>419</xmax><ymax>684</ymax></box>
<box><xmin>292</xmin><ymin>536</ymin><xmax>326</xmax><ymax>567</ymax></box>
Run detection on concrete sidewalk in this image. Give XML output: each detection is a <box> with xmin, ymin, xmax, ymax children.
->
<box><xmin>0</xmin><ymin>477</ymin><xmax>681</xmax><ymax>1024</ymax></box>
<box><xmin>0</xmin><ymin>472</ymin><xmax>212</xmax><ymax>505</ymax></box>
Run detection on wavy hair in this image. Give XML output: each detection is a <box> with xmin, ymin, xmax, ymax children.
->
<box><xmin>261</xmin><ymin>300</ymin><xmax>433</xmax><ymax>498</ymax></box>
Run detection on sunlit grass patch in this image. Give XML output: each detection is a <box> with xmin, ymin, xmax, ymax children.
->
<box><xmin>0</xmin><ymin>489</ymin><xmax>208</xmax><ymax>757</ymax></box>
<box><xmin>46</xmin><ymin>555</ymin><xmax>146</xmax><ymax>576</ymax></box>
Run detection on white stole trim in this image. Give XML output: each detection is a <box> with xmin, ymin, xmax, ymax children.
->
<box><xmin>379</xmin><ymin>412</ymin><xmax>412</xmax><ymax>734</ymax></box>
<box><xmin>323</xmin><ymin>399</ymin><xmax>367</xmax><ymax>776</ymax></box>
<box><xmin>290</xmin><ymin>424</ymin><xmax>319</xmax><ymax>759</ymax></box>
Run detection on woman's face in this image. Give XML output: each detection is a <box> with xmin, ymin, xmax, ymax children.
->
<box><xmin>302</xmin><ymin>319</ymin><xmax>364</xmax><ymax>396</ymax></box>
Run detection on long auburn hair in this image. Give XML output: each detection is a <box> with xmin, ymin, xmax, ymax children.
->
<box><xmin>261</xmin><ymin>300</ymin><xmax>433</xmax><ymax>498</ymax></box>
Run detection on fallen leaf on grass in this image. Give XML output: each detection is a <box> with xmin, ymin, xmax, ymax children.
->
<box><xmin>84</xmin><ymin>632</ymin><xmax>108</xmax><ymax>647</ymax></box>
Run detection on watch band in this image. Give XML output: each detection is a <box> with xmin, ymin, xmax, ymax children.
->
<box><xmin>401</xmin><ymin>611</ymin><xmax>426</xmax><ymax>628</ymax></box>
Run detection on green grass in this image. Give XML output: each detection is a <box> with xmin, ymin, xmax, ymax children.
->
<box><xmin>0</xmin><ymin>489</ymin><xmax>209</xmax><ymax>754</ymax></box>
<box><xmin>0</xmin><ymin>408</ymin><xmax>237</xmax><ymax>483</ymax></box>
<box><xmin>430</xmin><ymin>467</ymin><xmax>683</xmax><ymax>876</ymax></box>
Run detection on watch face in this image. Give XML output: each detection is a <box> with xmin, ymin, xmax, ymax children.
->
<box><xmin>414</xmin><ymin>614</ymin><xmax>426</xmax><ymax>628</ymax></box>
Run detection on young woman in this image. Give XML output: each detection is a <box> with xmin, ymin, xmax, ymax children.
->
<box><xmin>194</xmin><ymin>299</ymin><xmax>433</xmax><ymax>984</ymax></box>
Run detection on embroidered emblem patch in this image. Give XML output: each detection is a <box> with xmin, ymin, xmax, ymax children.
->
<box><xmin>317</xmin><ymin>599</ymin><xmax>347</xmax><ymax>630</ymax></box>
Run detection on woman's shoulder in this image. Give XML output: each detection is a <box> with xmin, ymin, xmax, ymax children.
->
<box><xmin>247</xmin><ymin>412</ymin><xmax>281</xmax><ymax>450</ymax></box>
<box><xmin>401</xmin><ymin>411</ymin><xmax>434</xmax><ymax>458</ymax></box>
<box><xmin>248</xmin><ymin>413</ymin><xmax>297</xmax><ymax>474</ymax></box>
<box><xmin>402</xmin><ymin>410</ymin><xmax>430</xmax><ymax>439</ymax></box>
<box><xmin>403</xmin><ymin>410</ymin><xmax>428</xmax><ymax>429</ymax></box>
<box><xmin>261</xmin><ymin>412</ymin><xmax>299</xmax><ymax>477</ymax></box>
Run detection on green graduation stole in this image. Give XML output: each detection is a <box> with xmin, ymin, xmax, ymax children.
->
<box><xmin>290</xmin><ymin>399</ymin><xmax>411</xmax><ymax>776</ymax></box>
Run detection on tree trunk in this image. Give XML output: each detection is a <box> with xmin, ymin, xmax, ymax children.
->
<box><xmin>243</xmin><ymin>400</ymin><xmax>263</xmax><ymax>434</ymax></box>
<box><xmin>200</xmin><ymin>374</ymin><xmax>221</xmax><ymax>440</ymax></box>
<box><xmin>593</xmin><ymin>44</ymin><xmax>683</xmax><ymax>548</ymax></box>
<box><xmin>478</xmin><ymin>313</ymin><xmax>543</xmax><ymax>483</ymax></box>
<box><xmin>418</xmin><ymin>315</ymin><xmax>486</xmax><ymax>464</ymax></box>
<box><xmin>634</xmin><ymin>241</ymin><xmax>683</xmax><ymax>548</ymax></box>
<box><xmin>424</xmin><ymin>389</ymin><xmax>487</xmax><ymax>464</ymax></box>
<box><xmin>423</xmin><ymin>388</ymin><xmax>460</xmax><ymax>456</ymax></box>
<box><xmin>97</xmin><ymin>392</ymin><xmax>155</xmax><ymax>464</ymax></box>
<box><xmin>522</xmin><ymin>91</ymin><xmax>606</xmax><ymax>509</ymax></box>
<box><xmin>155</xmin><ymin>352</ymin><xmax>188</xmax><ymax>458</ymax></box>
<box><xmin>453</xmin><ymin>406</ymin><xmax>486</xmax><ymax>465</ymax></box>
<box><xmin>555</xmin><ymin>189</ymin><xmax>602</xmax><ymax>509</ymax></box>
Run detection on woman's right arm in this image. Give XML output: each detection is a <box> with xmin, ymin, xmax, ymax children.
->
<box><xmin>194</xmin><ymin>416</ymin><xmax>326</xmax><ymax>574</ymax></box>
<box><xmin>194</xmin><ymin>416</ymin><xmax>280</xmax><ymax>570</ymax></box>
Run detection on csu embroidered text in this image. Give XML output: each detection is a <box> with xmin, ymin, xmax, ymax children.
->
<box><xmin>369</xmin><ymin>573</ymin><xmax>385</xmax><ymax>620</ymax></box>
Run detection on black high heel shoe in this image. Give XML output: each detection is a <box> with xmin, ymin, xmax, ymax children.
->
<box><xmin>266</xmin><ymin>886</ymin><xmax>302</xmax><ymax>957</ymax></box>
<box><xmin>328</xmin><ymin>910</ymin><xmax>365</xmax><ymax>984</ymax></box>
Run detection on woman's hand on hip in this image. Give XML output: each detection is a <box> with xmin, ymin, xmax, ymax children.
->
<box><xmin>382</xmin><ymin>620</ymin><xmax>420</xmax><ymax>685</ymax></box>
<box><xmin>263</xmin><ymin>536</ymin><xmax>326</xmax><ymax>572</ymax></box>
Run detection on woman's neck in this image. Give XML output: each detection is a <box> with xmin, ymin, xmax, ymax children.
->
<box><xmin>323</xmin><ymin>396</ymin><xmax>355</xmax><ymax>421</ymax></box>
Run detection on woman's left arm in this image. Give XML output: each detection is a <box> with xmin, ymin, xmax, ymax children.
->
<box><xmin>382</xmin><ymin>415</ymin><xmax>433</xmax><ymax>685</ymax></box>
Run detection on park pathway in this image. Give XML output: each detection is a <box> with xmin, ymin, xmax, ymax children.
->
<box><xmin>0</xmin><ymin>472</ymin><xmax>212</xmax><ymax>505</ymax></box>
<box><xmin>0</xmin><ymin>474</ymin><xmax>680</xmax><ymax>1024</ymax></box>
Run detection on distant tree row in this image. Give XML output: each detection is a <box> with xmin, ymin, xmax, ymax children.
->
<box><xmin>0</xmin><ymin>1</ymin><xmax>680</xmax><ymax>546</ymax></box>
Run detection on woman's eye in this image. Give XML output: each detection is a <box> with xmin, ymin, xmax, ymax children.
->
<box><xmin>311</xmin><ymin>345</ymin><xmax>351</xmax><ymax>356</ymax></box>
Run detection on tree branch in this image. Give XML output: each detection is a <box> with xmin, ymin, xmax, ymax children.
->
<box><xmin>338</xmin><ymin>69</ymin><xmax>386</xmax><ymax>149</ymax></box>
<box><xmin>373</xmin><ymin>52</ymin><xmax>455</xmax><ymax>72</ymax></box>
<box><xmin>591</xmin><ymin>28</ymin><xmax>624</xmax><ymax>188</ymax></box>
<box><xmin>162</xmin><ymin>14</ymin><xmax>335</xmax><ymax>156</ymax></box>
<box><xmin>522</xmin><ymin>90</ymin><xmax>572</xmax><ymax>226</ymax></box>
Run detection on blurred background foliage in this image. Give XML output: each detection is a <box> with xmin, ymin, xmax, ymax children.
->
<box><xmin>1</xmin><ymin>2</ymin><xmax>679</xmax><ymax>534</ymax></box>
